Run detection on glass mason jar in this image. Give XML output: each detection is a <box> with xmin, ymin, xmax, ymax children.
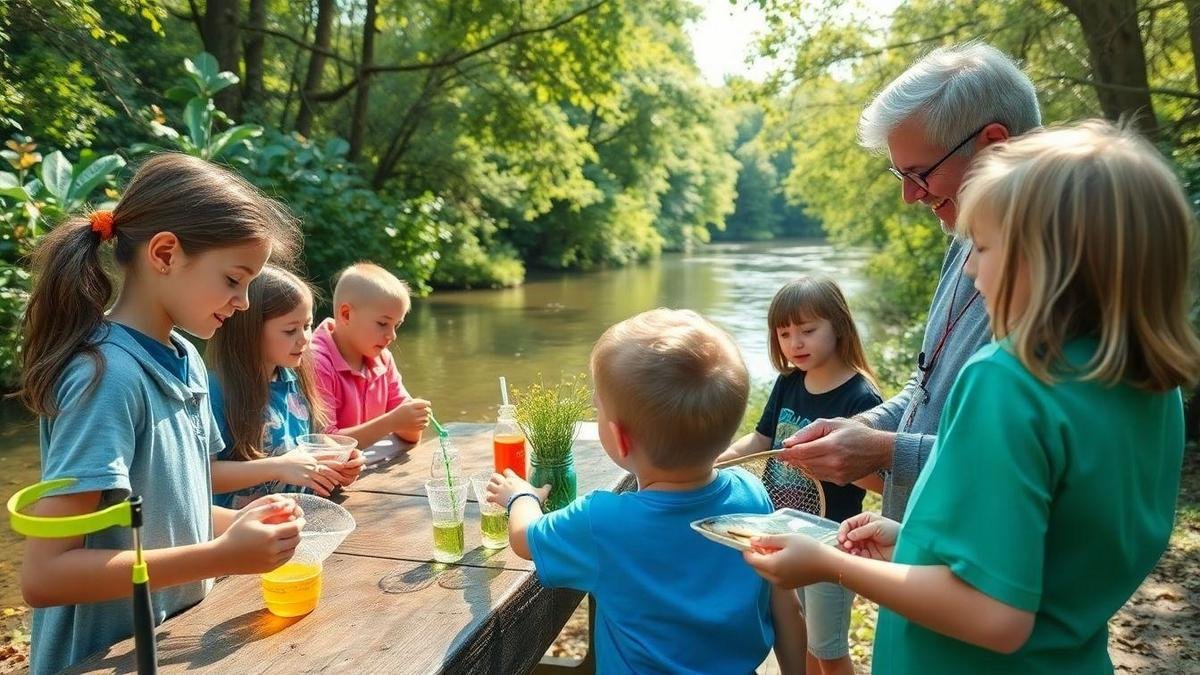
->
<box><xmin>529</xmin><ymin>454</ymin><xmax>577</xmax><ymax>512</ymax></box>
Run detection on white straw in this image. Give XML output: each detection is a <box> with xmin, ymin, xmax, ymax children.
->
<box><xmin>499</xmin><ymin>376</ymin><xmax>509</xmax><ymax>406</ymax></box>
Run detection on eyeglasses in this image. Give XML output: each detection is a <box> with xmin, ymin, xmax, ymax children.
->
<box><xmin>887</xmin><ymin>124</ymin><xmax>991</xmax><ymax>198</ymax></box>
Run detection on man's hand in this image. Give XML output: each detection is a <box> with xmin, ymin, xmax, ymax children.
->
<box><xmin>779</xmin><ymin>417</ymin><xmax>894</xmax><ymax>485</ymax></box>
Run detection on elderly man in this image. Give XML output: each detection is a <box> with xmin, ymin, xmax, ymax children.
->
<box><xmin>781</xmin><ymin>42</ymin><xmax>1041</xmax><ymax>520</ymax></box>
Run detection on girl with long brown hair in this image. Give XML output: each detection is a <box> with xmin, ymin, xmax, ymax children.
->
<box><xmin>718</xmin><ymin>276</ymin><xmax>882</xmax><ymax>675</ymax></box>
<box><xmin>19</xmin><ymin>153</ymin><xmax>305</xmax><ymax>674</ymax></box>
<box><xmin>207</xmin><ymin>265</ymin><xmax>363</xmax><ymax>508</ymax></box>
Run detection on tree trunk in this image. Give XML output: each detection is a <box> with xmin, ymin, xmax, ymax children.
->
<box><xmin>241</xmin><ymin>0</ymin><xmax>266</xmax><ymax>112</ymax></box>
<box><xmin>1058</xmin><ymin>0</ymin><xmax>1157</xmax><ymax>137</ymax></box>
<box><xmin>200</xmin><ymin>0</ymin><xmax>242</xmax><ymax>116</ymax></box>
<box><xmin>295</xmin><ymin>0</ymin><xmax>336</xmax><ymax>136</ymax></box>
<box><xmin>1184</xmin><ymin>0</ymin><xmax>1200</xmax><ymax>97</ymax></box>
<box><xmin>348</xmin><ymin>0</ymin><xmax>378</xmax><ymax>161</ymax></box>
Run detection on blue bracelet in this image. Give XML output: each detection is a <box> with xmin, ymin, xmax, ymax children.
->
<box><xmin>506</xmin><ymin>492</ymin><xmax>542</xmax><ymax>513</ymax></box>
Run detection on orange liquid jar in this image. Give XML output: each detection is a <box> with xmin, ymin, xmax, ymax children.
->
<box><xmin>493</xmin><ymin>405</ymin><xmax>527</xmax><ymax>478</ymax></box>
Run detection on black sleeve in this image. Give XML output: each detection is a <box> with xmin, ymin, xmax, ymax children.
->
<box><xmin>755</xmin><ymin>375</ymin><xmax>785</xmax><ymax>440</ymax></box>
<box><xmin>844</xmin><ymin>377</ymin><xmax>884</xmax><ymax>418</ymax></box>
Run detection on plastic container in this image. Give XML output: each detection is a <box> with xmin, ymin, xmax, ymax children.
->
<box><xmin>492</xmin><ymin>404</ymin><xmax>527</xmax><ymax>479</ymax></box>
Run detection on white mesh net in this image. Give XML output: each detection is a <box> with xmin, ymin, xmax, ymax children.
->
<box><xmin>715</xmin><ymin>450</ymin><xmax>826</xmax><ymax>517</ymax></box>
<box><xmin>290</xmin><ymin>493</ymin><xmax>356</xmax><ymax>564</ymax></box>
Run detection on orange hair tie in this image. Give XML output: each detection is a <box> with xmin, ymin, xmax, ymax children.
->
<box><xmin>89</xmin><ymin>210</ymin><xmax>115</xmax><ymax>241</ymax></box>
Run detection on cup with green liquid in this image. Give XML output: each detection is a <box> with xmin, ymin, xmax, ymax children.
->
<box><xmin>470</xmin><ymin>473</ymin><xmax>509</xmax><ymax>550</ymax></box>
<box><xmin>424</xmin><ymin>478</ymin><xmax>469</xmax><ymax>563</ymax></box>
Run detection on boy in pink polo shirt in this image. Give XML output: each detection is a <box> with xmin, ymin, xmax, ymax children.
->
<box><xmin>312</xmin><ymin>263</ymin><xmax>431</xmax><ymax>446</ymax></box>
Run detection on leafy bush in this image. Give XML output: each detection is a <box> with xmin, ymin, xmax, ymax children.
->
<box><xmin>246</xmin><ymin>129</ymin><xmax>445</xmax><ymax>296</ymax></box>
<box><xmin>0</xmin><ymin>137</ymin><xmax>125</xmax><ymax>387</ymax></box>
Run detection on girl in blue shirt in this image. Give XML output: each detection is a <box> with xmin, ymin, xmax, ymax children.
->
<box><xmin>207</xmin><ymin>265</ymin><xmax>364</xmax><ymax>507</ymax></box>
<box><xmin>18</xmin><ymin>153</ymin><xmax>306</xmax><ymax>674</ymax></box>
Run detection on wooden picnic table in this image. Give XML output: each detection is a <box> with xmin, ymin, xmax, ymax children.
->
<box><xmin>71</xmin><ymin>422</ymin><xmax>632</xmax><ymax>674</ymax></box>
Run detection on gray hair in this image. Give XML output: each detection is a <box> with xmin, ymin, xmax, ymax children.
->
<box><xmin>858</xmin><ymin>41</ymin><xmax>1041</xmax><ymax>155</ymax></box>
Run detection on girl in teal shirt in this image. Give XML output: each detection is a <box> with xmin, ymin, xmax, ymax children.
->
<box><xmin>19</xmin><ymin>154</ymin><xmax>307</xmax><ymax>674</ymax></box>
<box><xmin>743</xmin><ymin>120</ymin><xmax>1200</xmax><ymax>673</ymax></box>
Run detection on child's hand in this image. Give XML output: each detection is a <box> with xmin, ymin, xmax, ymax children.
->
<box><xmin>391</xmin><ymin>398</ymin><xmax>431</xmax><ymax>434</ymax></box>
<box><xmin>271</xmin><ymin>451</ymin><xmax>341</xmax><ymax>496</ymax></box>
<box><xmin>485</xmin><ymin>469</ymin><xmax>550</xmax><ymax>511</ymax></box>
<box><xmin>214</xmin><ymin>495</ymin><xmax>305</xmax><ymax>574</ymax></box>
<box><xmin>331</xmin><ymin>448</ymin><xmax>366</xmax><ymax>486</ymax></box>
<box><xmin>742</xmin><ymin>533</ymin><xmax>833</xmax><ymax>589</ymax></box>
<box><xmin>837</xmin><ymin>512</ymin><xmax>899</xmax><ymax>561</ymax></box>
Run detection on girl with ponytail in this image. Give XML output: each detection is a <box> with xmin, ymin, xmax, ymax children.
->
<box><xmin>18</xmin><ymin>153</ymin><xmax>305</xmax><ymax>674</ymax></box>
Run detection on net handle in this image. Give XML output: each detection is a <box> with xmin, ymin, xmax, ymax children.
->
<box><xmin>714</xmin><ymin>449</ymin><xmax>827</xmax><ymax>518</ymax></box>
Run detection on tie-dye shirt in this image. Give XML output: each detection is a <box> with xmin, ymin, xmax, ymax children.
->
<box><xmin>209</xmin><ymin>367</ymin><xmax>314</xmax><ymax>508</ymax></box>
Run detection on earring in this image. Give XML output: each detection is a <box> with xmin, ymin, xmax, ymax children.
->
<box><xmin>160</xmin><ymin>267</ymin><xmax>168</xmax><ymax>273</ymax></box>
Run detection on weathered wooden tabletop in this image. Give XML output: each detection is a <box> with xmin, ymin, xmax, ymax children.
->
<box><xmin>71</xmin><ymin>422</ymin><xmax>630</xmax><ymax>674</ymax></box>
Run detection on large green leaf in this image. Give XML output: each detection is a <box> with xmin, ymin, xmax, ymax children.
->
<box><xmin>67</xmin><ymin>154</ymin><xmax>126</xmax><ymax>207</ymax></box>
<box><xmin>211</xmin><ymin>71</ymin><xmax>240</xmax><ymax>94</ymax></box>
<box><xmin>184</xmin><ymin>98</ymin><xmax>213</xmax><ymax>153</ymax></box>
<box><xmin>39</xmin><ymin>151</ymin><xmax>72</xmax><ymax>203</ymax></box>
<box><xmin>187</xmin><ymin>53</ymin><xmax>219</xmax><ymax>82</ymax></box>
<box><xmin>208</xmin><ymin>125</ymin><xmax>262</xmax><ymax>160</ymax></box>
<box><xmin>0</xmin><ymin>172</ymin><xmax>27</xmax><ymax>202</ymax></box>
<box><xmin>165</xmin><ymin>85</ymin><xmax>197</xmax><ymax>103</ymax></box>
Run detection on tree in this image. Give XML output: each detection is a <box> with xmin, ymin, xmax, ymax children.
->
<box><xmin>1058</xmin><ymin>0</ymin><xmax>1158</xmax><ymax>136</ymax></box>
<box><xmin>197</xmin><ymin>0</ymin><xmax>241</xmax><ymax>114</ymax></box>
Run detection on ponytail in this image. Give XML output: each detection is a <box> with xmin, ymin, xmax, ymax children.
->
<box><xmin>21</xmin><ymin>218</ymin><xmax>115</xmax><ymax>415</ymax></box>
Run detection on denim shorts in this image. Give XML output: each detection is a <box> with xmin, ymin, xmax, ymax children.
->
<box><xmin>797</xmin><ymin>581</ymin><xmax>855</xmax><ymax>660</ymax></box>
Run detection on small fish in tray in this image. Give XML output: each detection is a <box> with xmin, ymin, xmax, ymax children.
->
<box><xmin>690</xmin><ymin>509</ymin><xmax>840</xmax><ymax>551</ymax></box>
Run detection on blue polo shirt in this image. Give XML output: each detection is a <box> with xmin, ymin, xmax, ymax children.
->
<box><xmin>31</xmin><ymin>322</ymin><xmax>221</xmax><ymax>675</ymax></box>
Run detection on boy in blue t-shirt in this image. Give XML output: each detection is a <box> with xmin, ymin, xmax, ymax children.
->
<box><xmin>486</xmin><ymin>308</ymin><xmax>803</xmax><ymax>673</ymax></box>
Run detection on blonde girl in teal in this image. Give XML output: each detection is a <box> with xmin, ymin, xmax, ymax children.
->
<box><xmin>743</xmin><ymin>120</ymin><xmax>1200</xmax><ymax>673</ymax></box>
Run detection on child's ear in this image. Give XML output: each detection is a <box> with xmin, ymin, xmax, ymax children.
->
<box><xmin>337</xmin><ymin>302</ymin><xmax>352</xmax><ymax>324</ymax></box>
<box><xmin>145</xmin><ymin>231</ymin><xmax>181</xmax><ymax>274</ymax></box>
<box><xmin>608</xmin><ymin>420</ymin><xmax>633</xmax><ymax>459</ymax></box>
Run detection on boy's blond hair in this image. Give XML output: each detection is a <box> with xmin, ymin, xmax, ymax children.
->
<box><xmin>590</xmin><ymin>309</ymin><xmax>749</xmax><ymax>470</ymax></box>
<box><xmin>333</xmin><ymin>262</ymin><xmax>411</xmax><ymax>312</ymax></box>
<box><xmin>958</xmin><ymin>119</ymin><xmax>1200</xmax><ymax>391</ymax></box>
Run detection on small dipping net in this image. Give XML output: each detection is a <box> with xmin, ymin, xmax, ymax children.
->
<box><xmin>715</xmin><ymin>450</ymin><xmax>826</xmax><ymax>518</ymax></box>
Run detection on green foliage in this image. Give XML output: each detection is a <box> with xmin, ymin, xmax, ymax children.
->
<box><xmin>513</xmin><ymin>373</ymin><xmax>594</xmax><ymax>463</ymax></box>
<box><xmin>0</xmin><ymin>136</ymin><xmax>125</xmax><ymax>387</ymax></box>
<box><xmin>717</xmin><ymin>101</ymin><xmax>822</xmax><ymax>242</ymax></box>
<box><xmin>0</xmin><ymin>0</ymin><xmax>165</xmax><ymax>149</ymax></box>
<box><xmin>134</xmin><ymin>53</ymin><xmax>262</xmax><ymax>164</ymax></box>
<box><xmin>245</xmin><ymin>130</ymin><xmax>444</xmax><ymax>295</ymax></box>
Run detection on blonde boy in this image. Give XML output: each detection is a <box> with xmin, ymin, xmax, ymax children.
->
<box><xmin>312</xmin><ymin>263</ymin><xmax>429</xmax><ymax>446</ymax></box>
<box><xmin>487</xmin><ymin>308</ymin><xmax>803</xmax><ymax>673</ymax></box>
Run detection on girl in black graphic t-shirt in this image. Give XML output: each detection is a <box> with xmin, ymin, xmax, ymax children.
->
<box><xmin>718</xmin><ymin>276</ymin><xmax>881</xmax><ymax>675</ymax></box>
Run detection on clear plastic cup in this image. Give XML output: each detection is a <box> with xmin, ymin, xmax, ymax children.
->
<box><xmin>260</xmin><ymin>494</ymin><xmax>355</xmax><ymax>617</ymax></box>
<box><xmin>470</xmin><ymin>473</ymin><xmax>509</xmax><ymax>550</ymax></box>
<box><xmin>296</xmin><ymin>433</ymin><xmax>357</xmax><ymax>462</ymax></box>
<box><xmin>424</xmin><ymin>478</ymin><xmax>469</xmax><ymax>563</ymax></box>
